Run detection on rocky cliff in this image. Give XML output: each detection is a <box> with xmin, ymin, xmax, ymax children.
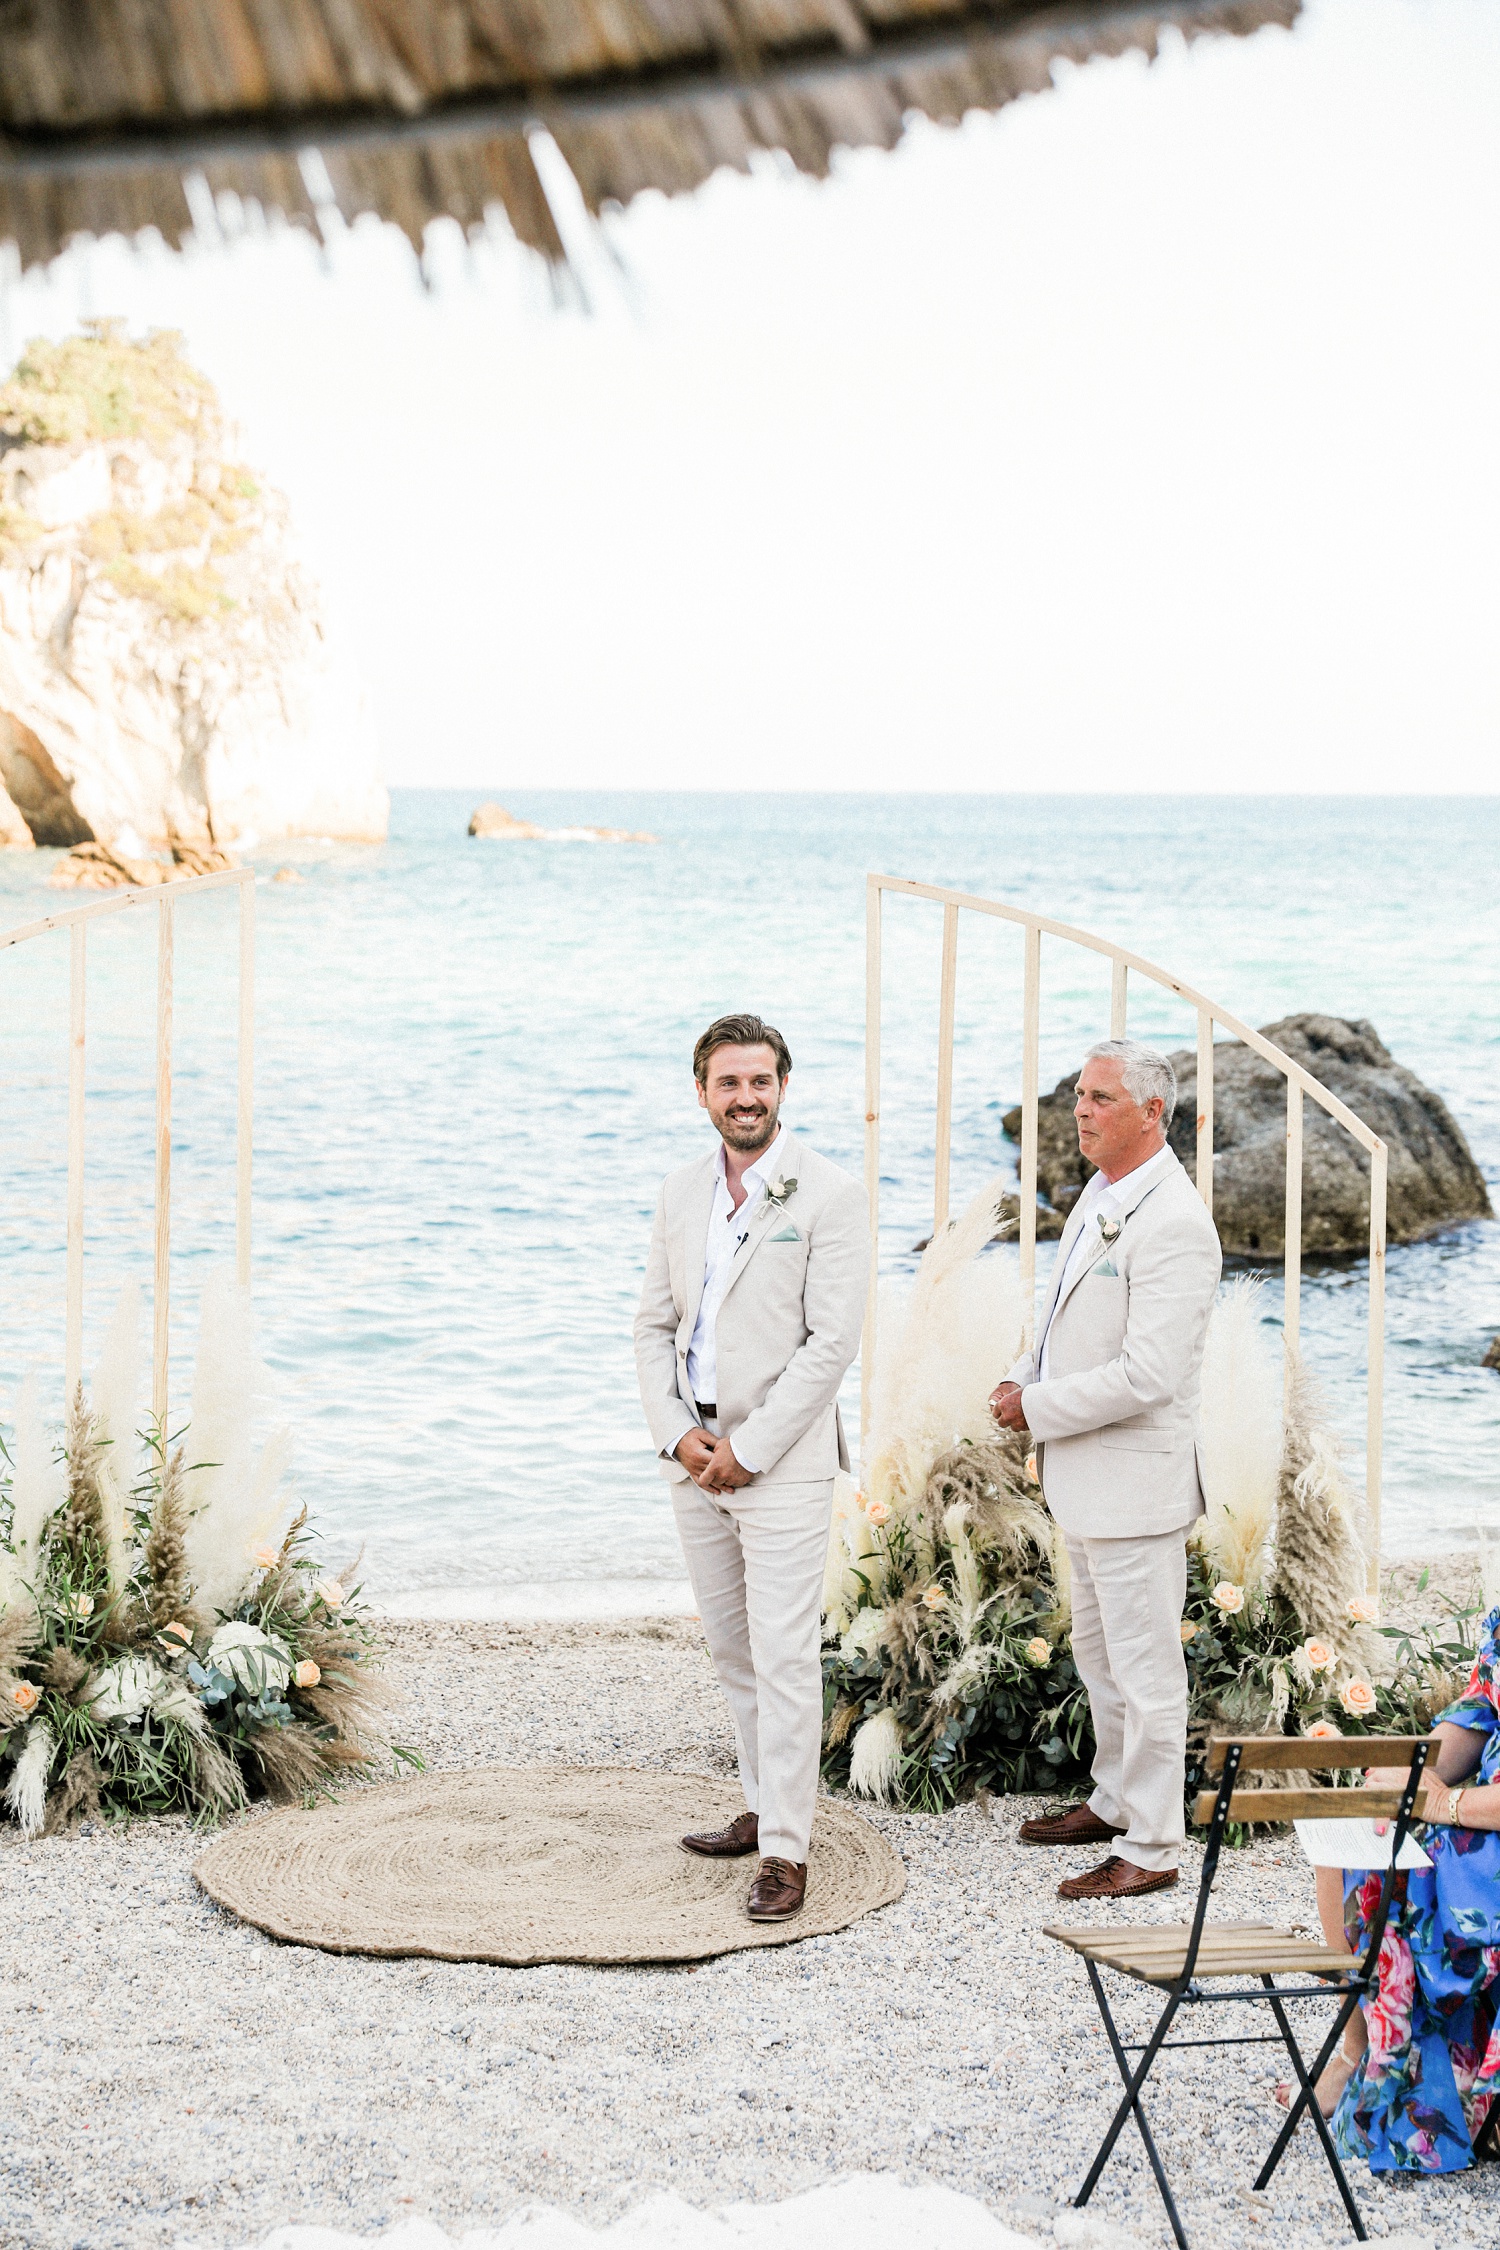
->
<box><xmin>1004</xmin><ymin>1016</ymin><xmax>1491</xmax><ymax>1259</ymax></box>
<box><xmin>0</xmin><ymin>321</ymin><xmax>386</xmax><ymax>852</ymax></box>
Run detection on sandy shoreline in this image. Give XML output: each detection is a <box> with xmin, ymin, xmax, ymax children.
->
<box><xmin>1</xmin><ymin>1561</ymin><xmax>1489</xmax><ymax>2250</ymax></box>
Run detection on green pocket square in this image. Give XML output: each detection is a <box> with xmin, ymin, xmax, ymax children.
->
<box><xmin>1093</xmin><ymin>1260</ymin><xmax>1119</xmax><ymax>1277</ymax></box>
<box><xmin>769</xmin><ymin>1226</ymin><xmax>802</xmax><ymax>1243</ymax></box>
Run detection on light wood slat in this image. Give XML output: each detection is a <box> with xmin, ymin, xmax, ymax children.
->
<box><xmin>1045</xmin><ymin>1919</ymin><xmax>1278</xmax><ymax>1952</ymax></box>
<box><xmin>1283</xmin><ymin>1078</ymin><xmax>1302</xmax><ymax>1391</ymax></box>
<box><xmin>1018</xmin><ymin>922</ymin><xmax>1040</xmax><ymax>1351</ymax></box>
<box><xmin>1204</xmin><ymin>1734</ymin><xmax>1437</xmax><ymax>1775</ymax></box>
<box><xmin>861</xmin><ymin>875</ymin><xmax>881</xmax><ymax>1447</ymax></box>
<box><xmin>1194</xmin><ymin>1787</ymin><xmax>1406</xmax><ymax>1826</ymax></box>
<box><xmin>932</xmin><ymin>899</ymin><xmax>957</xmax><ymax>1235</ymax></box>
<box><xmin>1366</xmin><ymin>1138</ymin><xmax>1387</xmax><ymax>1596</ymax></box>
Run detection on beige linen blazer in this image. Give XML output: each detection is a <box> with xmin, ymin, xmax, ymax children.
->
<box><xmin>634</xmin><ymin>1130</ymin><xmax>869</xmax><ymax>1486</ymax></box>
<box><xmin>1005</xmin><ymin>1149</ymin><xmax>1222</xmax><ymax>1542</ymax></box>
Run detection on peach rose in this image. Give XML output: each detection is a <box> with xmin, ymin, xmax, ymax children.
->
<box><xmin>1347</xmin><ymin>1596</ymin><xmax>1379</xmax><ymax>1625</ymax></box>
<box><xmin>1339</xmin><ymin>1677</ymin><xmax>1378</xmax><ymax>1718</ymax></box>
<box><xmin>1180</xmin><ymin>1620</ymin><xmax>1199</xmax><ymax>1644</ymax></box>
<box><xmin>1024</xmin><ymin>1453</ymin><xmax>1040</xmax><ymax>1484</ymax></box>
<box><xmin>314</xmin><ymin>1579</ymin><xmax>345</xmax><ymax>1610</ymax></box>
<box><xmin>1024</xmin><ymin>1637</ymin><xmax>1050</xmax><ymax>1667</ymax></box>
<box><xmin>293</xmin><ymin>1660</ymin><xmax>321</xmax><ymax>1689</ymax></box>
<box><xmin>864</xmin><ymin>1499</ymin><xmax>890</xmax><ymax>1528</ymax></box>
<box><xmin>160</xmin><ymin>1620</ymin><xmax>193</xmax><ymax>1647</ymax></box>
<box><xmin>71</xmin><ymin>1592</ymin><xmax>95</xmax><ymax>1620</ymax></box>
<box><xmin>1304</xmin><ymin>1721</ymin><xmax>1343</xmax><ymax>1740</ymax></box>
<box><xmin>1211</xmin><ymin>1581</ymin><xmax>1244</xmax><ymax>1615</ymax></box>
<box><xmin>11</xmin><ymin>1681</ymin><xmax>38</xmax><ymax>1713</ymax></box>
<box><xmin>1303</xmin><ymin>1639</ymin><xmax>1334</xmax><ymax>1674</ymax></box>
<box><xmin>251</xmin><ymin>1544</ymin><xmax>279</xmax><ymax>1571</ymax></box>
<box><xmin>922</xmin><ymin>1586</ymin><xmax>947</xmax><ymax>1612</ymax></box>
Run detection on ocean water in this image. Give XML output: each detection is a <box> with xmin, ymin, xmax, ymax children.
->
<box><xmin>0</xmin><ymin>791</ymin><xmax>1496</xmax><ymax>1601</ymax></box>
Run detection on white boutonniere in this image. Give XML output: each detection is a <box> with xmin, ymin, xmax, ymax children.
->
<box><xmin>1098</xmin><ymin>1217</ymin><xmax>1122</xmax><ymax>1247</ymax></box>
<box><xmin>765</xmin><ymin>1174</ymin><xmax>798</xmax><ymax>1211</ymax></box>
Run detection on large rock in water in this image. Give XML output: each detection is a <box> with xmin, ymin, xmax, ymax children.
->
<box><xmin>1004</xmin><ymin>1016</ymin><xmax>1490</xmax><ymax>1258</ymax></box>
<box><xmin>0</xmin><ymin>323</ymin><xmax>386</xmax><ymax>851</ymax></box>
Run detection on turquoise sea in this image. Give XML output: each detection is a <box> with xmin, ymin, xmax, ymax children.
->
<box><xmin>0</xmin><ymin>791</ymin><xmax>1496</xmax><ymax>1602</ymax></box>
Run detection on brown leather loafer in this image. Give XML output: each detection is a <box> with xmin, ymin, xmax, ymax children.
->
<box><xmin>746</xmin><ymin>1856</ymin><xmax>807</xmax><ymax>1920</ymax></box>
<box><xmin>681</xmin><ymin>1810</ymin><xmax>760</xmax><ymax>1858</ymax></box>
<box><xmin>1017</xmin><ymin>1803</ymin><xmax>1126</xmax><ymax>1848</ymax></box>
<box><xmin>1056</xmin><ymin>1854</ymin><xmax>1179</xmax><ymax>1901</ymax></box>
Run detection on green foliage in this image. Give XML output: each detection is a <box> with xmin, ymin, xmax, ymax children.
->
<box><xmin>0</xmin><ymin>318</ymin><xmax>216</xmax><ymax>449</ymax></box>
<box><xmin>0</xmin><ymin>1404</ymin><xmax>407</xmax><ymax>1834</ymax></box>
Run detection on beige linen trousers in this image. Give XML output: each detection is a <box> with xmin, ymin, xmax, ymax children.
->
<box><xmin>1005</xmin><ymin>1149</ymin><xmax>1222</xmax><ymax>1871</ymax></box>
<box><xmin>635</xmin><ymin>1130</ymin><xmax>869</xmax><ymax>1863</ymax></box>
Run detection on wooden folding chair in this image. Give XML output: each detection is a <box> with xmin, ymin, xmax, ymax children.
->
<box><xmin>1044</xmin><ymin>1732</ymin><xmax>1438</xmax><ymax>2249</ymax></box>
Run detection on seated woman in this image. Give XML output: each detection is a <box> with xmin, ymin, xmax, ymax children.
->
<box><xmin>1293</xmin><ymin>1604</ymin><xmax>1500</xmax><ymax>2172</ymax></box>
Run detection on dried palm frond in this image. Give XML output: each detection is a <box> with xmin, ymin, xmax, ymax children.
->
<box><xmin>4</xmin><ymin>1720</ymin><xmax>54</xmax><ymax>1836</ymax></box>
<box><xmin>249</xmin><ymin>1721</ymin><xmax>332</xmax><ymax>1802</ymax></box>
<box><xmin>0</xmin><ymin>1603</ymin><xmax>40</xmax><ymax>1676</ymax></box>
<box><xmin>1197</xmin><ymin>1278</ymin><xmax>1283</xmax><ymax>1593</ymax></box>
<box><xmin>826</xmin><ymin>1700</ymin><xmax>863</xmax><ymax>1748</ymax></box>
<box><xmin>847</xmin><ymin>1707</ymin><xmax>903</xmax><ymax>1804</ymax></box>
<box><xmin>1272</xmin><ymin>1354</ymin><xmax>1374</xmax><ymax>1659</ymax></box>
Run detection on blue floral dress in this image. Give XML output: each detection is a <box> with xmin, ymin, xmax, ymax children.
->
<box><xmin>1332</xmin><ymin>1604</ymin><xmax>1500</xmax><ymax>2173</ymax></box>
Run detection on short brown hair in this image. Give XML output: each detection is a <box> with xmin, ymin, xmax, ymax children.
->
<box><xmin>693</xmin><ymin>1013</ymin><xmax>792</xmax><ymax>1086</ymax></box>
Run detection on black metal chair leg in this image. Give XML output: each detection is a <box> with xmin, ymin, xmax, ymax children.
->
<box><xmin>1075</xmin><ymin>1961</ymin><xmax>1191</xmax><ymax>2250</ymax></box>
<box><xmin>1253</xmin><ymin>1985</ymin><xmax>1364</xmax><ymax>2191</ymax></box>
<box><xmin>1258</xmin><ymin>1982</ymin><xmax>1367</xmax><ymax>2242</ymax></box>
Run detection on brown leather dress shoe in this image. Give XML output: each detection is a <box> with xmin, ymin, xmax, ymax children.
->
<box><xmin>746</xmin><ymin>1856</ymin><xmax>807</xmax><ymax>1920</ymax></box>
<box><xmin>1017</xmin><ymin>1803</ymin><xmax>1126</xmax><ymax>1848</ymax></box>
<box><xmin>1056</xmin><ymin>1854</ymin><xmax>1180</xmax><ymax>1901</ymax></box>
<box><xmin>681</xmin><ymin>1810</ymin><xmax>759</xmax><ymax>1858</ymax></box>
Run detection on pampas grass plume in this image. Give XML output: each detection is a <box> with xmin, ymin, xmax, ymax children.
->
<box><xmin>1197</xmin><ymin>1279</ymin><xmax>1282</xmax><ymax>1593</ymax></box>
<box><xmin>180</xmin><ymin>1273</ymin><xmax>292</xmax><ymax>1623</ymax></box>
<box><xmin>90</xmin><ymin>1283</ymin><xmax>142</xmax><ymax>1591</ymax></box>
<box><xmin>2</xmin><ymin>1375</ymin><xmax>63</xmax><ymax>1613</ymax></box>
<box><xmin>848</xmin><ymin>1707</ymin><xmax>903</xmax><ymax>1805</ymax></box>
<box><xmin>4</xmin><ymin>1720</ymin><xmax>53</xmax><ymax>1837</ymax></box>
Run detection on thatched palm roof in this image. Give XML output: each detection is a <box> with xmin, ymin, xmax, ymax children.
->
<box><xmin>0</xmin><ymin>0</ymin><xmax>1298</xmax><ymax>271</ymax></box>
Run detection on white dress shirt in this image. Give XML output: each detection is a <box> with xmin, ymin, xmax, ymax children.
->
<box><xmin>1038</xmin><ymin>1141</ymin><xmax>1175</xmax><ymax>1379</ymax></box>
<box><xmin>685</xmin><ymin>1127</ymin><xmax>785</xmax><ymax>1467</ymax></box>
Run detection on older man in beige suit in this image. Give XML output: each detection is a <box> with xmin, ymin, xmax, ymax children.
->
<box><xmin>635</xmin><ymin>1012</ymin><xmax>869</xmax><ymax>1922</ymax></box>
<box><xmin>991</xmin><ymin>1038</ymin><xmax>1221</xmax><ymax>1902</ymax></box>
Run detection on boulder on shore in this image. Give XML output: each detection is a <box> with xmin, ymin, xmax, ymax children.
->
<box><xmin>1484</xmin><ymin>1336</ymin><xmax>1500</xmax><ymax>1371</ymax></box>
<box><xmin>1002</xmin><ymin>1015</ymin><xmax>1490</xmax><ymax>1259</ymax></box>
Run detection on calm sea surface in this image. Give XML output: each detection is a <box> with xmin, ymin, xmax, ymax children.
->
<box><xmin>1</xmin><ymin>792</ymin><xmax>1496</xmax><ymax>1598</ymax></box>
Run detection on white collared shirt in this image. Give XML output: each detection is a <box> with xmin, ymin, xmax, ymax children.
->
<box><xmin>685</xmin><ymin>1126</ymin><xmax>786</xmax><ymax>1423</ymax></box>
<box><xmin>1038</xmin><ymin>1141</ymin><xmax>1174</xmax><ymax>1378</ymax></box>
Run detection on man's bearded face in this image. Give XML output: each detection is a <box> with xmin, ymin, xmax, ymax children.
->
<box><xmin>699</xmin><ymin>1044</ymin><xmax>786</xmax><ymax>1155</ymax></box>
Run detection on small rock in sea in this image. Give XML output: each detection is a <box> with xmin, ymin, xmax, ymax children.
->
<box><xmin>1483</xmin><ymin>1334</ymin><xmax>1500</xmax><ymax>1370</ymax></box>
<box><xmin>468</xmin><ymin>800</ymin><xmax>657</xmax><ymax>843</ymax></box>
<box><xmin>272</xmin><ymin>865</ymin><xmax>305</xmax><ymax>884</ymax></box>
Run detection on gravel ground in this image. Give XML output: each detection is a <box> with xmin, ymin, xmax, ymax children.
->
<box><xmin>1</xmin><ymin>1567</ymin><xmax>1490</xmax><ymax>2250</ymax></box>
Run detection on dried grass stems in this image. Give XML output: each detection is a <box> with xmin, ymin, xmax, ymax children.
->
<box><xmin>0</xmin><ymin>0</ymin><xmax>1300</xmax><ymax>276</ymax></box>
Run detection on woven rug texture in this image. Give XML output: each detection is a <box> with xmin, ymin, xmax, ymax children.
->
<box><xmin>193</xmin><ymin>1766</ymin><xmax>906</xmax><ymax>1964</ymax></box>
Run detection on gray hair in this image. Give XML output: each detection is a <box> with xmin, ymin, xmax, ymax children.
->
<box><xmin>1084</xmin><ymin>1039</ymin><xmax>1178</xmax><ymax>1126</ymax></box>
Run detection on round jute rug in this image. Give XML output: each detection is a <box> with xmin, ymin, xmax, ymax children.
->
<box><xmin>193</xmin><ymin>1767</ymin><xmax>905</xmax><ymax>1964</ymax></box>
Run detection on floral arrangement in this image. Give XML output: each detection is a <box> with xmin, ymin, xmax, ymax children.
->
<box><xmin>0</xmin><ymin>1274</ymin><xmax>406</xmax><ymax>1838</ymax></box>
<box><xmin>822</xmin><ymin>1189</ymin><xmax>1477</xmax><ymax>1818</ymax></box>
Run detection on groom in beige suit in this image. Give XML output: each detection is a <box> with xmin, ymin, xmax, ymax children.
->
<box><xmin>992</xmin><ymin>1039</ymin><xmax>1221</xmax><ymax>1901</ymax></box>
<box><xmin>635</xmin><ymin>1013</ymin><xmax>868</xmax><ymax>1921</ymax></box>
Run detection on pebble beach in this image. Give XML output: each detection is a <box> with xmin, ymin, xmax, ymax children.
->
<box><xmin>1</xmin><ymin>1563</ymin><xmax>1489</xmax><ymax>2250</ymax></box>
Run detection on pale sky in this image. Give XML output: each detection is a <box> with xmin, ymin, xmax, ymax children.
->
<box><xmin>2</xmin><ymin>0</ymin><xmax>1496</xmax><ymax>795</ymax></box>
